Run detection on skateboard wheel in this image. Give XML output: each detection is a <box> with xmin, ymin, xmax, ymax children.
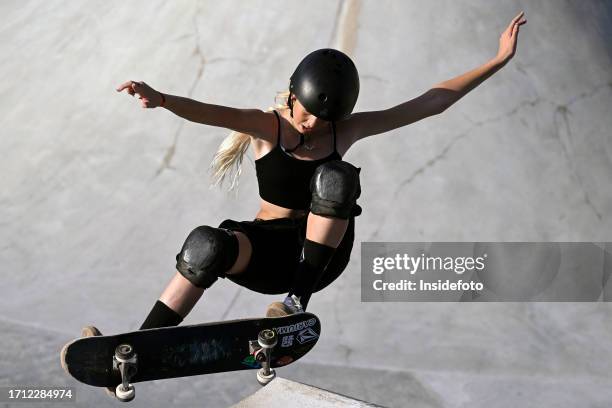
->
<box><xmin>258</xmin><ymin>329</ymin><xmax>277</xmax><ymax>348</ymax></box>
<box><xmin>256</xmin><ymin>368</ymin><xmax>276</xmax><ymax>386</ymax></box>
<box><xmin>115</xmin><ymin>383</ymin><xmax>135</xmax><ymax>402</ymax></box>
<box><xmin>115</xmin><ymin>344</ymin><xmax>135</xmax><ymax>360</ymax></box>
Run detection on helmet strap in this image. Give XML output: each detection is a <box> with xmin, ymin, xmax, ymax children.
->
<box><xmin>288</xmin><ymin>92</ymin><xmax>294</xmax><ymax>118</ymax></box>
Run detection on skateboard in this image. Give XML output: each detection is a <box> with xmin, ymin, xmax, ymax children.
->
<box><xmin>61</xmin><ymin>313</ymin><xmax>321</xmax><ymax>402</ymax></box>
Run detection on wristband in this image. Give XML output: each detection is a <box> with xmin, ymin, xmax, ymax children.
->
<box><xmin>159</xmin><ymin>92</ymin><xmax>166</xmax><ymax>107</ymax></box>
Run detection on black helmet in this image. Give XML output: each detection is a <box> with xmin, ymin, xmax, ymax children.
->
<box><xmin>289</xmin><ymin>48</ymin><xmax>359</xmax><ymax>121</ymax></box>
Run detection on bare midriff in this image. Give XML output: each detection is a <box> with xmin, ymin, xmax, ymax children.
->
<box><xmin>255</xmin><ymin>198</ymin><xmax>308</xmax><ymax>220</ymax></box>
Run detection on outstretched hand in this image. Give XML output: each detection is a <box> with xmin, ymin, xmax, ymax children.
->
<box><xmin>496</xmin><ymin>11</ymin><xmax>527</xmax><ymax>65</ymax></box>
<box><xmin>116</xmin><ymin>80</ymin><xmax>164</xmax><ymax>108</ymax></box>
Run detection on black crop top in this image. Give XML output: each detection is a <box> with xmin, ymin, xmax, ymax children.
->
<box><xmin>255</xmin><ymin>110</ymin><xmax>342</xmax><ymax>210</ymax></box>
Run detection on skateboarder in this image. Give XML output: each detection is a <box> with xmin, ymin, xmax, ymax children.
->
<box><xmin>133</xmin><ymin>48</ymin><xmax>363</xmax><ymax>322</ymax></box>
<box><xmin>65</xmin><ymin>10</ymin><xmax>525</xmax><ymax>396</ymax></box>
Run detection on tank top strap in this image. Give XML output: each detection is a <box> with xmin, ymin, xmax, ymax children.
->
<box><xmin>272</xmin><ymin>110</ymin><xmax>281</xmax><ymax>147</ymax></box>
<box><xmin>331</xmin><ymin>121</ymin><xmax>337</xmax><ymax>153</ymax></box>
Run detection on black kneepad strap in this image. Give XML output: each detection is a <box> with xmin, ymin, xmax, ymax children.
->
<box><xmin>310</xmin><ymin>160</ymin><xmax>362</xmax><ymax>219</ymax></box>
<box><xmin>175</xmin><ymin>226</ymin><xmax>239</xmax><ymax>289</ymax></box>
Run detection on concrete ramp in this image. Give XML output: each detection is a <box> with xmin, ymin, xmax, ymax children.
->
<box><xmin>232</xmin><ymin>377</ymin><xmax>385</xmax><ymax>408</ymax></box>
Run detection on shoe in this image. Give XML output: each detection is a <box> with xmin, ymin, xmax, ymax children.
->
<box><xmin>266</xmin><ymin>295</ymin><xmax>304</xmax><ymax>317</ymax></box>
<box><xmin>80</xmin><ymin>325</ymin><xmax>102</xmax><ymax>337</ymax></box>
<box><xmin>61</xmin><ymin>326</ymin><xmax>116</xmax><ymax>398</ymax></box>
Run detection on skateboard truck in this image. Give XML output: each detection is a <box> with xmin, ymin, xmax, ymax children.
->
<box><xmin>112</xmin><ymin>344</ymin><xmax>138</xmax><ymax>402</ymax></box>
<box><xmin>249</xmin><ymin>329</ymin><xmax>277</xmax><ymax>385</ymax></box>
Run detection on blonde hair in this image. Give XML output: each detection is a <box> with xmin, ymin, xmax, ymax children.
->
<box><xmin>209</xmin><ymin>91</ymin><xmax>291</xmax><ymax>196</ymax></box>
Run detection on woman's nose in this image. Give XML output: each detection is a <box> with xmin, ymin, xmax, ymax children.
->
<box><xmin>306</xmin><ymin>117</ymin><xmax>320</xmax><ymax>128</ymax></box>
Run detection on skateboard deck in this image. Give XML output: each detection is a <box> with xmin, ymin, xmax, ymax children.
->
<box><xmin>62</xmin><ymin>312</ymin><xmax>321</xmax><ymax>388</ymax></box>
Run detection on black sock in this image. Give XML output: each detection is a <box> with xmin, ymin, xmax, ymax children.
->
<box><xmin>139</xmin><ymin>300</ymin><xmax>184</xmax><ymax>330</ymax></box>
<box><xmin>290</xmin><ymin>239</ymin><xmax>336</xmax><ymax>310</ymax></box>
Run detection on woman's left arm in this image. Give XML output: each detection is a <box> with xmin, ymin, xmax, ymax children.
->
<box><xmin>434</xmin><ymin>11</ymin><xmax>527</xmax><ymax>111</ymax></box>
<box><xmin>345</xmin><ymin>11</ymin><xmax>527</xmax><ymax>143</ymax></box>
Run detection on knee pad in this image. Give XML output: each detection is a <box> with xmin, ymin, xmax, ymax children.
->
<box><xmin>175</xmin><ymin>226</ymin><xmax>239</xmax><ymax>289</ymax></box>
<box><xmin>309</xmin><ymin>160</ymin><xmax>362</xmax><ymax>219</ymax></box>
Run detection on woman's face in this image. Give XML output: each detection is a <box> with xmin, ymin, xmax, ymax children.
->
<box><xmin>290</xmin><ymin>95</ymin><xmax>328</xmax><ymax>134</ymax></box>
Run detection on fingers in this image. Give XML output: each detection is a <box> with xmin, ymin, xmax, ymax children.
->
<box><xmin>512</xmin><ymin>11</ymin><xmax>525</xmax><ymax>24</ymax></box>
<box><xmin>506</xmin><ymin>11</ymin><xmax>526</xmax><ymax>38</ymax></box>
<box><xmin>514</xmin><ymin>11</ymin><xmax>527</xmax><ymax>28</ymax></box>
<box><xmin>131</xmin><ymin>81</ymin><xmax>144</xmax><ymax>92</ymax></box>
<box><xmin>116</xmin><ymin>80</ymin><xmax>136</xmax><ymax>94</ymax></box>
<box><xmin>512</xmin><ymin>16</ymin><xmax>527</xmax><ymax>38</ymax></box>
<box><xmin>116</xmin><ymin>80</ymin><xmax>145</xmax><ymax>97</ymax></box>
<box><xmin>116</xmin><ymin>80</ymin><xmax>158</xmax><ymax>108</ymax></box>
<box><xmin>131</xmin><ymin>81</ymin><xmax>147</xmax><ymax>99</ymax></box>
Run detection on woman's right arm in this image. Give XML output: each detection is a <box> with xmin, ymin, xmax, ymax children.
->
<box><xmin>116</xmin><ymin>80</ymin><xmax>271</xmax><ymax>137</ymax></box>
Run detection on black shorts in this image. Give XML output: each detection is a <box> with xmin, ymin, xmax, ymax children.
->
<box><xmin>217</xmin><ymin>215</ymin><xmax>356</xmax><ymax>295</ymax></box>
